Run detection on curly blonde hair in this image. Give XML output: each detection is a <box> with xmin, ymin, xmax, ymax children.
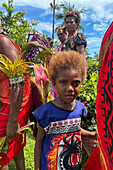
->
<box><xmin>48</xmin><ymin>50</ymin><xmax>87</xmax><ymax>85</ymax></box>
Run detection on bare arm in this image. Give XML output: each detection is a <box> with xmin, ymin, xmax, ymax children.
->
<box><xmin>6</xmin><ymin>82</ymin><xmax>24</xmax><ymax>140</ymax></box>
<box><xmin>34</xmin><ymin>124</ymin><xmax>45</xmax><ymax>170</ymax></box>
<box><xmin>0</xmin><ymin>36</ymin><xmax>23</xmax><ymax>140</ymax></box>
<box><xmin>76</xmin><ymin>45</ymin><xmax>85</xmax><ymax>57</ymax></box>
<box><xmin>81</xmin><ymin>128</ymin><xmax>97</xmax><ymax>140</ymax></box>
<box><xmin>0</xmin><ymin>36</ymin><xmax>20</xmax><ymax>62</ymax></box>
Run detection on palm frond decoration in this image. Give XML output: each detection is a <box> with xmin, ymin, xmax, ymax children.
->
<box><xmin>0</xmin><ymin>54</ymin><xmax>35</xmax><ymax>84</ymax></box>
<box><xmin>0</xmin><ymin>136</ymin><xmax>7</xmax><ymax>153</ymax></box>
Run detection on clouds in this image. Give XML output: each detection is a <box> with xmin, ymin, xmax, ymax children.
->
<box><xmin>0</xmin><ymin>0</ymin><xmax>112</xmax><ymax>24</ymax></box>
<box><xmin>93</xmin><ymin>22</ymin><xmax>108</xmax><ymax>33</ymax></box>
<box><xmin>0</xmin><ymin>0</ymin><xmax>112</xmax><ymax>57</ymax></box>
<box><xmin>35</xmin><ymin>21</ymin><xmax>53</xmax><ymax>34</ymax></box>
<box><xmin>69</xmin><ymin>0</ymin><xmax>113</xmax><ymax>21</ymax></box>
<box><xmin>0</xmin><ymin>0</ymin><xmax>52</xmax><ymax>9</ymax></box>
<box><xmin>87</xmin><ymin>36</ymin><xmax>103</xmax><ymax>55</ymax></box>
<box><xmin>0</xmin><ymin>0</ymin><xmax>113</xmax><ymax>22</ymax></box>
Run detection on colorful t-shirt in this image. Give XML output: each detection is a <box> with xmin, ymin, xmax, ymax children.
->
<box><xmin>33</xmin><ymin>100</ymin><xmax>87</xmax><ymax>170</ymax></box>
<box><xmin>61</xmin><ymin>32</ymin><xmax>87</xmax><ymax>51</ymax></box>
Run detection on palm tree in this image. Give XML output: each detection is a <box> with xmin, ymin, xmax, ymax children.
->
<box><xmin>55</xmin><ymin>1</ymin><xmax>87</xmax><ymax>32</ymax></box>
<box><xmin>49</xmin><ymin>1</ymin><xmax>87</xmax><ymax>40</ymax></box>
<box><xmin>49</xmin><ymin>0</ymin><xmax>61</xmax><ymax>40</ymax></box>
<box><xmin>0</xmin><ymin>16</ymin><xmax>2</xmax><ymax>31</ymax></box>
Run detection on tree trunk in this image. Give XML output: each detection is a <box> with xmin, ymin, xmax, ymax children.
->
<box><xmin>52</xmin><ymin>0</ymin><xmax>55</xmax><ymax>41</ymax></box>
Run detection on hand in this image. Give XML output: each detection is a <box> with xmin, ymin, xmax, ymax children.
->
<box><xmin>6</xmin><ymin>122</ymin><xmax>20</xmax><ymax>141</ymax></box>
<box><xmin>10</xmin><ymin>82</ymin><xmax>24</xmax><ymax>113</ymax></box>
<box><xmin>81</xmin><ymin>128</ymin><xmax>97</xmax><ymax>140</ymax></box>
<box><xmin>91</xmin><ymin>131</ymin><xmax>97</xmax><ymax>140</ymax></box>
<box><xmin>6</xmin><ymin>82</ymin><xmax>24</xmax><ymax>141</ymax></box>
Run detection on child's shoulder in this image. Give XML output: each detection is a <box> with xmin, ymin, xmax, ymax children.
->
<box><xmin>34</xmin><ymin>101</ymin><xmax>52</xmax><ymax>112</ymax></box>
<box><xmin>76</xmin><ymin>100</ymin><xmax>85</xmax><ymax>107</ymax></box>
<box><xmin>33</xmin><ymin>102</ymin><xmax>53</xmax><ymax>126</ymax></box>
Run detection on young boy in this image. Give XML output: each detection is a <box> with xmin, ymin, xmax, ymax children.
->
<box><xmin>33</xmin><ymin>50</ymin><xmax>96</xmax><ymax>170</ymax></box>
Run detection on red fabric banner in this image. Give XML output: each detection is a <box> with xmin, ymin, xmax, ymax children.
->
<box><xmin>84</xmin><ymin>22</ymin><xmax>113</xmax><ymax>169</ymax></box>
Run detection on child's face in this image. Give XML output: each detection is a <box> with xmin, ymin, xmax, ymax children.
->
<box><xmin>54</xmin><ymin>68</ymin><xmax>82</xmax><ymax>104</ymax></box>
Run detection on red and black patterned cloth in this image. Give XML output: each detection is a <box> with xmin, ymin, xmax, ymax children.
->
<box><xmin>84</xmin><ymin>22</ymin><xmax>113</xmax><ymax>170</ymax></box>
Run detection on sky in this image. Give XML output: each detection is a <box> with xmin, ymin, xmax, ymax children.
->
<box><xmin>0</xmin><ymin>0</ymin><xmax>113</xmax><ymax>57</ymax></box>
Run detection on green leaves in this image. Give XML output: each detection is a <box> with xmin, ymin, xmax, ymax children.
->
<box><xmin>35</xmin><ymin>51</ymin><xmax>48</xmax><ymax>64</ymax></box>
<box><xmin>0</xmin><ymin>0</ymin><xmax>39</xmax><ymax>43</ymax></box>
<box><xmin>2</xmin><ymin>3</ymin><xmax>8</xmax><ymax>9</ymax></box>
<box><xmin>78</xmin><ymin>57</ymin><xmax>99</xmax><ymax>131</ymax></box>
<box><xmin>0</xmin><ymin>54</ymin><xmax>35</xmax><ymax>82</ymax></box>
<box><xmin>54</xmin><ymin>1</ymin><xmax>87</xmax><ymax>32</ymax></box>
<box><xmin>21</xmin><ymin>41</ymin><xmax>54</xmax><ymax>65</ymax></box>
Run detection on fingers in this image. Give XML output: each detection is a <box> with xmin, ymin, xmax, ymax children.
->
<box><xmin>6</xmin><ymin>131</ymin><xmax>20</xmax><ymax>141</ymax></box>
<box><xmin>6</xmin><ymin>121</ymin><xmax>20</xmax><ymax>141</ymax></box>
<box><xmin>10</xmin><ymin>79</ymin><xmax>25</xmax><ymax>91</ymax></box>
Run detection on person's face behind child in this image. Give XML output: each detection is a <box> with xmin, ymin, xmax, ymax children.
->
<box><xmin>57</xmin><ymin>29</ymin><xmax>67</xmax><ymax>43</ymax></box>
<box><xmin>54</xmin><ymin>68</ymin><xmax>81</xmax><ymax>109</ymax></box>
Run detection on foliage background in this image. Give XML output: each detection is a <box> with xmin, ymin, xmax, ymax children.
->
<box><xmin>9</xmin><ymin>132</ymin><xmax>35</xmax><ymax>170</ymax></box>
<box><xmin>0</xmin><ymin>0</ymin><xmax>39</xmax><ymax>44</ymax></box>
<box><xmin>0</xmin><ymin>1</ymin><xmax>100</xmax><ymax>169</ymax></box>
<box><xmin>78</xmin><ymin>57</ymin><xmax>99</xmax><ymax>131</ymax></box>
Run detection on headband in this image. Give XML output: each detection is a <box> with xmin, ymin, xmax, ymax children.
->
<box><xmin>64</xmin><ymin>11</ymin><xmax>78</xmax><ymax>20</ymax></box>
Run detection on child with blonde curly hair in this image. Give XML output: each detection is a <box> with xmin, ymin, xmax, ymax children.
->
<box><xmin>33</xmin><ymin>50</ymin><xmax>96</xmax><ymax>170</ymax></box>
